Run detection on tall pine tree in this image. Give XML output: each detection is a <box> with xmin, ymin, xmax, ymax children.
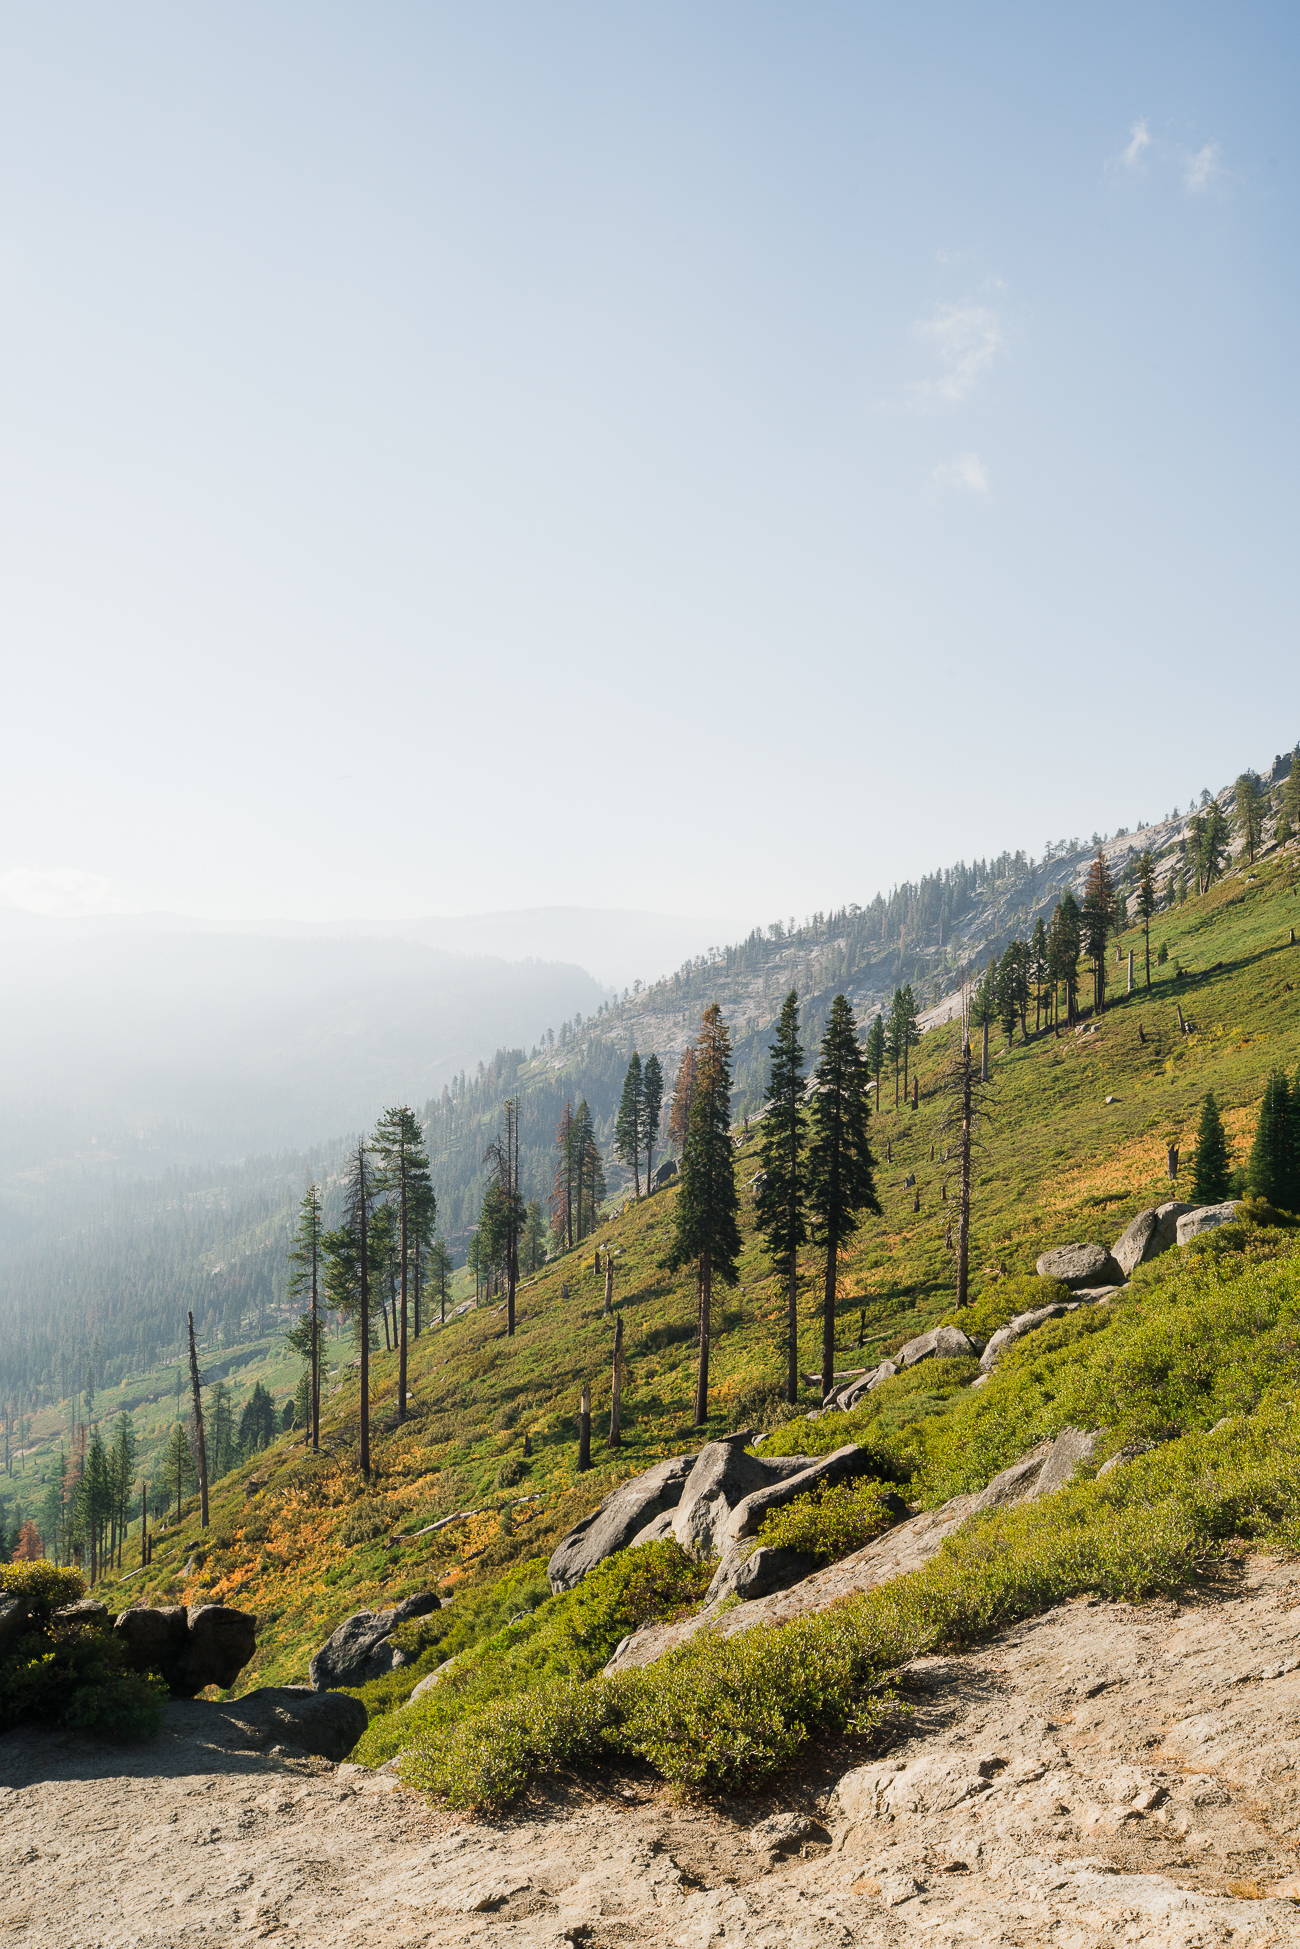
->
<box><xmin>669</xmin><ymin>1005</ymin><xmax>742</xmax><ymax>1425</ymax></box>
<box><xmin>807</xmin><ymin>995</ymin><xmax>879</xmax><ymax>1400</ymax></box>
<box><xmin>285</xmin><ymin>1183</ymin><xmax>325</xmax><ymax>1452</ymax></box>
<box><xmin>1191</xmin><ymin>1092</ymin><xmax>1232</xmax><ymax>1203</ymax></box>
<box><xmin>615</xmin><ymin>1053</ymin><xmax>644</xmax><ymax>1197</ymax></box>
<box><xmin>373</xmin><ymin>1106</ymin><xmax>434</xmax><ymax>1418</ymax></box>
<box><xmin>1135</xmin><ymin>850</ymin><xmax>1158</xmax><ymax>991</ymax></box>
<box><xmin>641</xmin><ymin>1053</ymin><xmax>664</xmax><ymax>1191</ymax></box>
<box><xmin>1248</xmin><ymin>1071</ymin><xmax>1297</xmax><ymax>1209</ymax></box>
<box><xmin>754</xmin><ymin>991</ymin><xmax>808</xmax><ymax>1406</ymax></box>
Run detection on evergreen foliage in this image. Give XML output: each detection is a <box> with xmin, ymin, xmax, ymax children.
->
<box><xmin>669</xmin><ymin>1006</ymin><xmax>741</xmax><ymax>1424</ymax></box>
<box><xmin>1247</xmin><ymin>1070</ymin><xmax>1297</xmax><ymax>1210</ymax></box>
<box><xmin>1191</xmin><ymin>1092</ymin><xmax>1232</xmax><ymax>1204</ymax></box>
<box><xmin>806</xmin><ymin>995</ymin><xmax>879</xmax><ymax>1397</ymax></box>
<box><xmin>615</xmin><ymin>1054</ymin><xmax>644</xmax><ymax>1197</ymax></box>
<box><xmin>753</xmin><ymin>991</ymin><xmax>808</xmax><ymax>1406</ymax></box>
<box><xmin>640</xmin><ymin>1054</ymin><xmax>664</xmax><ymax>1190</ymax></box>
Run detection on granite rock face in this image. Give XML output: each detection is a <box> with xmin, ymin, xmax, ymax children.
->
<box><xmin>546</xmin><ymin>1455</ymin><xmax>696</xmax><ymax>1593</ymax></box>
<box><xmin>1176</xmin><ymin>1202</ymin><xmax>1240</xmax><ymax>1244</ymax></box>
<box><xmin>308</xmin><ymin>1593</ymin><xmax>439</xmax><ymax>1691</ymax></box>
<box><xmin>671</xmin><ymin>1437</ymin><xmax>812</xmax><ymax>1559</ymax></box>
<box><xmin>1035</xmin><ymin>1241</ymin><xmax>1124</xmax><ymax>1288</ymax></box>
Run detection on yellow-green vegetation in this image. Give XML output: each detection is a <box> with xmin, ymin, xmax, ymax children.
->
<box><xmin>0</xmin><ymin>1561</ymin><xmax>168</xmax><ymax>1739</ymax></box>
<box><xmin>82</xmin><ymin>855</ymin><xmax>1300</xmax><ymax>1762</ymax></box>
<box><xmin>393</xmin><ymin>1222</ymin><xmax>1300</xmax><ymax>1808</ymax></box>
<box><xmin>757</xmin><ymin>1477</ymin><xmax>899</xmax><ymax>1561</ymax></box>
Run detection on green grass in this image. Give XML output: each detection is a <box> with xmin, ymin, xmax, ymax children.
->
<box><xmin>82</xmin><ymin>853</ymin><xmax>1300</xmax><ymax>1713</ymax></box>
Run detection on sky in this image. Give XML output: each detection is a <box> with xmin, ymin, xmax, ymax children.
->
<box><xmin>1</xmin><ymin>3</ymin><xmax>1297</xmax><ymax>951</ymax></box>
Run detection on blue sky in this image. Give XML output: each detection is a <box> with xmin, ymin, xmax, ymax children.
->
<box><xmin>1</xmin><ymin>4</ymin><xmax>1296</xmax><ymax>942</ymax></box>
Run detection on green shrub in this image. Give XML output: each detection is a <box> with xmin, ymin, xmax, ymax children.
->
<box><xmin>726</xmin><ymin>1376</ymin><xmax>799</xmax><ymax>1434</ymax></box>
<box><xmin>941</xmin><ymin>1275</ymin><xmax>1071</xmax><ymax>1343</ymax></box>
<box><xmin>0</xmin><ymin>1566</ymin><xmax>167</xmax><ymax>1741</ymax></box>
<box><xmin>758</xmin><ymin>1477</ymin><xmax>897</xmax><ymax>1563</ymax></box>
<box><xmin>495</xmin><ymin>1456</ymin><xmax>525</xmax><ymax>1491</ymax></box>
<box><xmin>339</xmin><ymin>1502</ymin><xmax>390</xmax><ymax>1546</ymax></box>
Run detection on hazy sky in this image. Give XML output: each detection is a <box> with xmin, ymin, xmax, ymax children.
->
<box><xmin>2</xmin><ymin>4</ymin><xmax>1296</xmax><ymax>936</ymax></box>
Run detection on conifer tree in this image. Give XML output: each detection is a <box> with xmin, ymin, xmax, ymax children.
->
<box><xmin>885</xmin><ymin>988</ymin><xmax>904</xmax><ymax>1106</ymax></box>
<box><xmin>807</xmin><ymin>995</ymin><xmax>879</xmax><ymax>1400</ymax></box>
<box><xmin>865</xmin><ymin>1012</ymin><xmax>886</xmax><ymax>1109</ymax></box>
<box><xmin>1049</xmin><ymin>894</ymin><xmax>1082</xmax><ymax>1028</ymax></box>
<box><xmin>109</xmin><ymin>1410</ymin><xmax>136</xmax><ymax>1570</ymax></box>
<box><xmin>1191</xmin><ymin>1091</ymin><xmax>1232</xmax><ymax>1203</ymax></box>
<box><xmin>936</xmin><ymin>996</ymin><xmax>996</xmax><ymax>1309</ymax></box>
<box><xmin>640</xmin><ymin>1053</ymin><xmax>664</xmax><ymax>1190</ymax></box>
<box><xmin>341</xmin><ymin>1140</ymin><xmax>376</xmax><ymax>1475</ymax></box>
<box><xmin>373</xmin><ymin>1106</ymin><xmax>433</xmax><ymax>1416</ymax></box>
<box><xmin>669</xmin><ymin>1005</ymin><xmax>742</xmax><ymax>1425</ymax></box>
<box><xmin>1278</xmin><ymin>748</ymin><xmax>1300</xmax><ymax>846</ymax></box>
<box><xmin>1029</xmin><ymin>918</ymin><xmax>1048</xmax><ymax>1032</ymax></box>
<box><xmin>615</xmin><ymin>1053</ymin><xmax>644</xmax><ymax>1197</ymax></box>
<box><xmin>1234</xmin><ymin>772</ymin><xmax>1264</xmax><ymax>867</ymax></box>
<box><xmin>285</xmin><ymin>1183</ymin><xmax>324</xmax><ymax>1452</ymax></box>
<box><xmin>1082</xmin><ymin>851</ymin><xmax>1114</xmax><ymax>1016</ymax></box>
<box><xmin>1135</xmin><ymin>851</ymin><xmax>1158</xmax><ymax>991</ymax></box>
<box><xmin>550</xmin><ymin>1103</ymin><xmax>576</xmax><ymax>1249</ymax></box>
<box><xmin>483</xmin><ymin>1099</ymin><xmax>522</xmax><ymax>1332</ymax></box>
<box><xmin>162</xmin><ymin>1421</ymin><xmax>195</xmax><ymax>1524</ymax></box>
<box><xmin>1247</xmin><ymin>1071</ymin><xmax>1296</xmax><ymax>1209</ymax></box>
<box><xmin>754</xmin><ymin>991</ymin><xmax>808</xmax><ymax>1405</ymax></box>
<box><xmin>428</xmin><ymin>1235</ymin><xmax>454</xmax><ymax>1321</ymax></box>
<box><xmin>898</xmin><ymin>984</ymin><xmax>920</xmax><ymax>1101</ymax></box>
<box><xmin>668</xmin><ymin>1047</ymin><xmax>697</xmax><ymax>1155</ymax></box>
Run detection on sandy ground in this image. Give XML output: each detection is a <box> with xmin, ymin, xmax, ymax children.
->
<box><xmin>5</xmin><ymin>1556</ymin><xmax>1300</xmax><ymax>1947</ymax></box>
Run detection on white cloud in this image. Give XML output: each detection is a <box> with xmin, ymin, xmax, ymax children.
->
<box><xmin>0</xmin><ymin>866</ymin><xmax>134</xmax><ymax>917</ymax></box>
<box><xmin>930</xmin><ymin>452</ymin><xmax>990</xmax><ymax>498</ymax></box>
<box><xmin>1183</xmin><ymin>142</ymin><xmax>1222</xmax><ymax>193</ymax></box>
<box><xmin>908</xmin><ymin>302</ymin><xmax>1004</xmax><ymax>411</ymax></box>
<box><xmin>1122</xmin><ymin>119</ymin><xmax>1152</xmax><ymax>168</ymax></box>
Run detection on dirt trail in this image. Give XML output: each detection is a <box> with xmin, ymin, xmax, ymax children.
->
<box><xmin>4</xmin><ymin>1557</ymin><xmax>1300</xmax><ymax>1946</ymax></box>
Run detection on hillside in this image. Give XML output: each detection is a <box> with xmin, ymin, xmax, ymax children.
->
<box><xmin>86</xmin><ymin>845</ymin><xmax>1300</xmax><ymax>1708</ymax></box>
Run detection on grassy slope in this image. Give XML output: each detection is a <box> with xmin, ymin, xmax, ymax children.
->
<box><xmin>93</xmin><ymin>853</ymin><xmax>1300</xmax><ymax>1691</ymax></box>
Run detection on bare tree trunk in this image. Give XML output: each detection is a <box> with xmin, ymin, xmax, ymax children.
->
<box><xmin>693</xmin><ymin>1253</ymin><xmax>712</xmax><ymax>1425</ymax></box>
<box><xmin>398</xmin><ymin>1167</ymin><xmax>409</xmax><ymax>1423</ymax></box>
<box><xmin>187</xmin><ymin>1311</ymin><xmax>210</xmax><ymax>1530</ymax></box>
<box><xmin>956</xmin><ymin>1038</ymin><xmax>973</xmax><ymax>1309</ymax></box>
<box><xmin>577</xmin><ymin>1382</ymin><xmax>591</xmax><ymax>1471</ymax></box>
<box><xmin>1127</xmin><ymin>949</ymin><xmax>1133</xmax><ymax>994</ymax></box>
<box><xmin>786</xmin><ymin>1261</ymin><xmax>798</xmax><ymax>1406</ymax></box>
<box><xmin>820</xmin><ymin>1227</ymin><xmax>838</xmax><ymax>1401</ymax></box>
<box><xmin>981</xmin><ymin>1016</ymin><xmax>989</xmax><ymax>1083</ymax></box>
<box><xmin>603</xmin><ymin>1256</ymin><xmax>614</xmax><ymax>1317</ymax></box>
<box><xmin>141</xmin><ymin>1482</ymin><xmax>147</xmax><ymax>1568</ymax></box>
<box><xmin>608</xmin><ymin>1315</ymin><xmax>623</xmax><ymax>1447</ymax></box>
<box><xmin>310</xmin><ymin>1228</ymin><xmax>320</xmax><ymax>1455</ymax></box>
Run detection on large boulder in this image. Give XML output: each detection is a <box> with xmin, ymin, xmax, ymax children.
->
<box><xmin>1035</xmin><ymin>1241</ymin><xmax>1124</xmax><ymax>1289</ymax></box>
<box><xmin>671</xmin><ymin>1437</ymin><xmax>812</xmax><ymax>1559</ymax></box>
<box><xmin>308</xmin><ymin>1592</ymin><xmax>439</xmax><ymax>1691</ymax></box>
<box><xmin>895</xmin><ymin>1325</ymin><xmax>981</xmax><ymax>1367</ymax></box>
<box><xmin>546</xmin><ymin>1455</ymin><xmax>695</xmax><ymax>1593</ymax></box>
<box><xmin>978</xmin><ymin>1301</ymin><xmax>1081</xmax><ymax>1372</ymax></box>
<box><xmin>1177</xmin><ymin>1202</ymin><xmax>1240</xmax><ymax>1244</ymax></box>
<box><xmin>116</xmin><ymin>1603</ymin><xmax>256</xmax><ymax>1698</ymax></box>
<box><xmin>1154</xmin><ymin>1201</ymin><xmax>1193</xmax><ymax>1251</ymax></box>
<box><xmin>970</xmin><ymin>1427</ymin><xmax>1100</xmax><ymax>1512</ymax></box>
<box><xmin>706</xmin><ymin>1544</ymin><xmax>821</xmax><ymax>1605</ymax></box>
<box><xmin>0</xmin><ymin>1594</ymin><xmax>34</xmax><ymax>1659</ymax></box>
<box><xmin>173</xmin><ymin>1685</ymin><xmax>368</xmax><ymax>1761</ymax></box>
<box><xmin>1112</xmin><ymin>1210</ymin><xmax>1160</xmax><ymax>1277</ymax></box>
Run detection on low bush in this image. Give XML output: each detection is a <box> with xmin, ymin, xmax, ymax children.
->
<box><xmin>758</xmin><ymin>1477</ymin><xmax>897</xmax><ymax>1563</ymax></box>
<box><xmin>941</xmin><ymin>1275</ymin><xmax>1072</xmax><ymax>1343</ymax></box>
<box><xmin>0</xmin><ymin>1564</ymin><xmax>167</xmax><ymax>1741</ymax></box>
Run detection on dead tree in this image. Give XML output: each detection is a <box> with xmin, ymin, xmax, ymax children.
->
<box><xmin>186</xmin><ymin>1312</ymin><xmax>210</xmax><ymax>1530</ymax></box>
<box><xmin>604</xmin><ymin>1255</ymin><xmax>614</xmax><ymax>1317</ymax></box>
<box><xmin>577</xmin><ymin>1382</ymin><xmax>591</xmax><ymax>1471</ymax></box>
<box><xmin>608</xmin><ymin>1315</ymin><xmax>624</xmax><ymax>1448</ymax></box>
<box><xmin>936</xmin><ymin>993</ymin><xmax>997</xmax><ymax>1311</ymax></box>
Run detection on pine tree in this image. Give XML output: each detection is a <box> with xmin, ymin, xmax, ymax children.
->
<box><xmin>1191</xmin><ymin>1091</ymin><xmax>1232</xmax><ymax>1203</ymax></box>
<box><xmin>550</xmin><ymin>1103</ymin><xmax>576</xmax><ymax>1249</ymax></box>
<box><xmin>341</xmin><ymin>1141</ymin><xmax>376</xmax><ymax>1475</ymax></box>
<box><xmin>807</xmin><ymin>995</ymin><xmax>879</xmax><ymax>1399</ymax></box>
<box><xmin>1278</xmin><ymin>748</ymin><xmax>1300</xmax><ymax>846</ymax></box>
<box><xmin>285</xmin><ymin>1183</ymin><xmax>325</xmax><ymax>1452</ymax></box>
<box><xmin>108</xmin><ymin>1410</ymin><xmax>136</xmax><ymax>1570</ymax></box>
<box><xmin>1247</xmin><ymin>1071</ymin><xmax>1296</xmax><ymax>1209</ymax></box>
<box><xmin>373</xmin><ymin>1106</ymin><xmax>434</xmax><ymax>1414</ymax></box>
<box><xmin>1082</xmin><ymin>851</ymin><xmax>1114</xmax><ymax>1016</ymax></box>
<box><xmin>1049</xmin><ymin>894</ymin><xmax>1081</xmax><ymax>1028</ymax></box>
<box><xmin>668</xmin><ymin>1047</ymin><xmax>696</xmax><ymax>1155</ymax></box>
<box><xmin>208</xmin><ymin>1381</ymin><xmax>236</xmax><ymax>1477</ymax></box>
<box><xmin>1135</xmin><ymin>850</ymin><xmax>1158</xmax><ymax>991</ymax></box>
<box><xmin>640</xmin><ymin>1053</ymin><xmax>664</xmax><ymax>1191</ymax></box>
<box><xmin>865</xmin><ymin>1012</ymin><xmax>886</xmax><ymax>1110</ymax></box>
<box><xmin>936</xmin><ymin>997</ymin><xmax>996</xmax><ymax>1309</ymax></box>
<box><xmin>162</xmin><ymin>1422</ymin><xmax>195</xmax><ymax>1525</ymax></box>
<box><xmin>483</xmin><ymin>1099</ymin><xmax>523</xmax><ymax>1333</ymax></box>
<box><xmin>669</xmin><ymin>1005</ymin><xmax>742</xmax><ymax>1425</ymax></box>
<box><xmin>428</xmin><ymin>1235</ymin><xmax>454</xmax><ymax>1320</ymax></box>
<box><xmin>573</xmin><ymin>1100</ymin><xmax>605</xmax><ymax>1239</ymax></box>
<box><xmin>754</xmin><ymin>991</ymin><xmax>808</xmax><ymax>1406</ymax></box>
<box><xmin>615</xmin><ymin>1054</ymin><xmax>644</xmax><ymax>1197</ymax></box>
<box><xmin>1234</xmin><ymin>772</ymin><xmax>1264</xmax><ymax>867</ymax></box>
<box><xmin>1029</xmin><ymin>918</ymin><xmax>1048</xmax><ymax>1032</ymax></box>
<box><xmin>885</xmin><ymin>988</ymin><xmax>905</xmax><ymax>1106</ymax></box>
<box><xmin>899</xmin><ymin>984</ymin><xmax>920</xmax><ymax>1101</ymax></box>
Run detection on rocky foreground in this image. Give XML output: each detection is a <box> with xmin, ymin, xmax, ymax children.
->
<box><xmin>4</xmin><ymin>1555</ymin><xmax>1300</xmax><ymax>1946</ymax></box>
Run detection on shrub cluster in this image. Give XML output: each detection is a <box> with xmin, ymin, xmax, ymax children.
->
<box><xmin>758</xmin><ymin>1477</ymin><xmax>897</xmax><ymax>1563</ymax></box>
<box><xmin>0</xmin><ymin>1563</ymin><xmax>167</xmax><ymax>1741</ymax></box>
